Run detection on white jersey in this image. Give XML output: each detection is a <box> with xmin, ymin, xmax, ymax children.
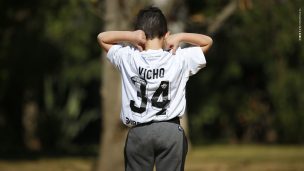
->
<box><xmin>107</xmin><ymin>45</ymin><xmax>206</xmax><ymax>127</ymax></box>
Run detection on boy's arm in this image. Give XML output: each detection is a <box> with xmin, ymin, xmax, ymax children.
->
<box><xmin>166</xmin><ymin>33</ymin><xmax>213</xmax><ymax>54</ymax></box>
<box><xmin>97</xmin><ymin>30</ymin><xmax>146</xmax><ymax>52</ymax></box>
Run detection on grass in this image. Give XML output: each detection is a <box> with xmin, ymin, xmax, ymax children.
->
<box><xmin>185</xmin><ymin>145</ymin><xmax>304</xmax><ymax>171</ymax></box>
<box><xmin>0</xmin><ymin>145</ymin><xmax>303</xmax><ymax>171</ymax></box>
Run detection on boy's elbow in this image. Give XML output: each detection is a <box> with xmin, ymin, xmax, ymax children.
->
<box><xmin>97</xmin><ymin>33</ymin><xmax>104</xmax><ymax>43</ymax></box>
<box><xmin>206</xmin><ymin>37</ymin><xmax>213</xmax><ymax>50</ymax></box>
<box><xmin>201</xmin><ymin>36</ymin><xmax>213</xmax><ymax>53</ymax></box>
<box><xmin>200</xmin><ymin>35</ymin><xmax>213</xmax><ymax>48</ymax></box>
<box><xmin>207</xmin><ymin>36</ymin><xmax>213</xmax><ymax>46</ymax></box>
<box><xmin>97</xmin><ymin>32</ymin><xmax>112</xmax><ymax>52</ymax></box>
<box><xmin>97</xmin><ymin>33</ymin><xmax>106</xmax><ymax>47</ymax></box>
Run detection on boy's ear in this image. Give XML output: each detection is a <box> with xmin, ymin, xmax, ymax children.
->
<box><xmin>164</xmin><ymin>32</ymin><xmax>170</xmax><ymax>39</ymax></box>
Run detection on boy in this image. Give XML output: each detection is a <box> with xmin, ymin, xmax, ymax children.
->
<box><xmin>97</xmin><ymin>6</ymin><xmax>212</xmax><ymax>171</ymax></box>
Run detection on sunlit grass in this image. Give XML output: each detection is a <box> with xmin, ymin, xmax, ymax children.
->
<box><xmin>185</xmin><ymin>145</ymin><xmax>304</xmax><ymax>171</ymax></box>
<box><xmin>0</xmin><ymin>145</ymin><xmax>303</xmax><ymax>171</ymax></box>
<box><xmin>0</xmin><ymin>157</ymin><xmax>93</xmax><ymax>171</ymax></box>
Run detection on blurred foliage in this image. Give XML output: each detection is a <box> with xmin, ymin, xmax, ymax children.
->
<box><xmin>187</xmin><ymin>0</ymin><xmax>304</xmax><ymax>144</ymax></box>
<box><xmin>0</xmin><ymin>0</ymin><xmax>303</xmax><ymax>154</ymax></box>
<box><xmin>0</xmin><ymin>0</ymin><xmax>102</xmax><ymax>152</ymax></box>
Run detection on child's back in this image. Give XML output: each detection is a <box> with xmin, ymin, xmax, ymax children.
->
<box><xmin>108</xmin><ymin>45</ymin><xmax>206</xmax><ymax>126</ymax></box>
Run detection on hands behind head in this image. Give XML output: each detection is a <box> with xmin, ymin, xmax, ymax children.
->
<box><xmin>165</xmin><ymin>34</ymin><xmax>180</xmax><ymax>55</ymax></box>
<box><xmin>133</xmin><ymin>30</ymin><xmax>146</xmax><ymax>51</ymax></box>
<box><xmin>132</xmin><ymin>30</ymin><xmax>181</xmax><ymax>54</ymax></box>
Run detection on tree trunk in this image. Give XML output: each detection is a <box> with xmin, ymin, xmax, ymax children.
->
<box><xmin>97</xmin><ymin>0</ymin><xmax>128</xmax><ymax>170</ymax></box>
<box><xmin>207</xmin><ymin>0</ymin><xmax>238</xmax><ymax>34</ymax></box>
<box><xmin>22</xmin><ymin>91</ymin><xmax>41</xmax><ymax>151</ymax></box>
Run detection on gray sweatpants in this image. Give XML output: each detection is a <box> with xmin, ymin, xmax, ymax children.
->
<box><xmin>124</xmin><ymin>120</ymin><xmax>188</xmax><ymax>171</ymax></box>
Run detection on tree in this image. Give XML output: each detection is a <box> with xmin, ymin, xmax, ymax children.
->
<box><xmin>0</xmin><ymin>0</ymin><xmax>101</xmax><ymax>152</ymax></box>
<box><xmin>186</xmin><ymin>0</ymin><xmax>304</xmax><ymax>144</ymax></box>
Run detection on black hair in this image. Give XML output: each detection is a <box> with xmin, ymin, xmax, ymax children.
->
<box><xmin>134</xmin><ymin>6</ymin><xmax>168</xmax><ymax>40</ymax></box>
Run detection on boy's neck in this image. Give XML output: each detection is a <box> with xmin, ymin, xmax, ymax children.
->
<box><xmin>144</xmin><ymin>38</ymin><xmax>164</xmax><ymax>51</ymax></box>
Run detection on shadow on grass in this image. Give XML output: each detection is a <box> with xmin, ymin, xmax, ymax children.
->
<box><xmin>0</xmin><ymin>145</ymin><xmax>99</xmax><ymax>161</ymax></box>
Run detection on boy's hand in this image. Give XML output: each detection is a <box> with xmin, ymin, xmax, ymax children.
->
<box><xmin>166</xmin><ymin>33</ymin><xmax>213</xmax><ymax>54</ymax></box>
<box><xmin>133</xmin><ymin>30</ymin><xmax>146</xmax><ymax>51</ymax></box>
<box><xmin>165</xmin><ymin>34</ymin><xmax>181</xmax><ymax>54</ymax></box>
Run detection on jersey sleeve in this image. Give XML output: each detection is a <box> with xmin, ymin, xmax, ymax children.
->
<box><xmin>107</xmin><ymin>44</ymin><xmax>132</xmax><ymax>69</ymax></box>
<box><xmin>176</xmin><ymin>46</ymin><xmax>206</xmax><ymax>77</ymax></box>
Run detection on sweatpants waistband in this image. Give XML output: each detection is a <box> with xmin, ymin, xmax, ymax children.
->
<box><xmin>136</xmin><ymin>117</ymin><xmax>180</xmax><ymax>127</ymax></box>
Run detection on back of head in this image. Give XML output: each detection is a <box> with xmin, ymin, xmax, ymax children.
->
<box><xmin>134</xmin><ymin>6</ymin><xmax>168</xmax><ymax>40</ymax></box>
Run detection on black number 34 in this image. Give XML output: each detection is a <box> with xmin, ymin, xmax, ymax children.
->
<box><xmin>130</xmin><ymin>76</ymin><xmax>170</xmax><ymax>115</ymax></box>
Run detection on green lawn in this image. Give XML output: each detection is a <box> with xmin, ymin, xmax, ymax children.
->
<box><xmin>0</xmin><ymin>145</ymin><xmax>303</xmax><ymax>171</ymax></box>
<box><xmin>185</xmin><ymin>145</ymin><xmax>304</xmax><ymax>171</ymax></box>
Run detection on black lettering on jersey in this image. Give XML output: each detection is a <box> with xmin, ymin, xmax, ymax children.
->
<box><xmin>147</xmin><ymin>70</ymin><xmax>152</xmax><ymax>79</ymax></box>
<box><xmin>139</xmin><ymin>67</ymin><xmax>145</xmax><ymax>78</ymax></box>
<box><xmin>159</xmin><ymin>68</ymin><xmax>165</xmax><ymax>78</ymax></box>
<box><xmin>153</xmin><ymin>69</ymin><xmax>158</xmax><ymax>79</ymax></box>
<box><xmin>130</xmin><ymin>76</ymin><xmax>147</xmax><ymax>113</ymax></box>
<box><xmin>126</xmin><ymin>117</ymin><xmax>141</xmax><ymax>126</ymax></box>
<box><xmin>138</xmin><ymin>67</ymin><xmax>165</xmax><ymax>80</ymax></box>
<box><xmin>129</xmin><ymin>78</ymin><xmax>171</xmax><ymax>116</ymax></box>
